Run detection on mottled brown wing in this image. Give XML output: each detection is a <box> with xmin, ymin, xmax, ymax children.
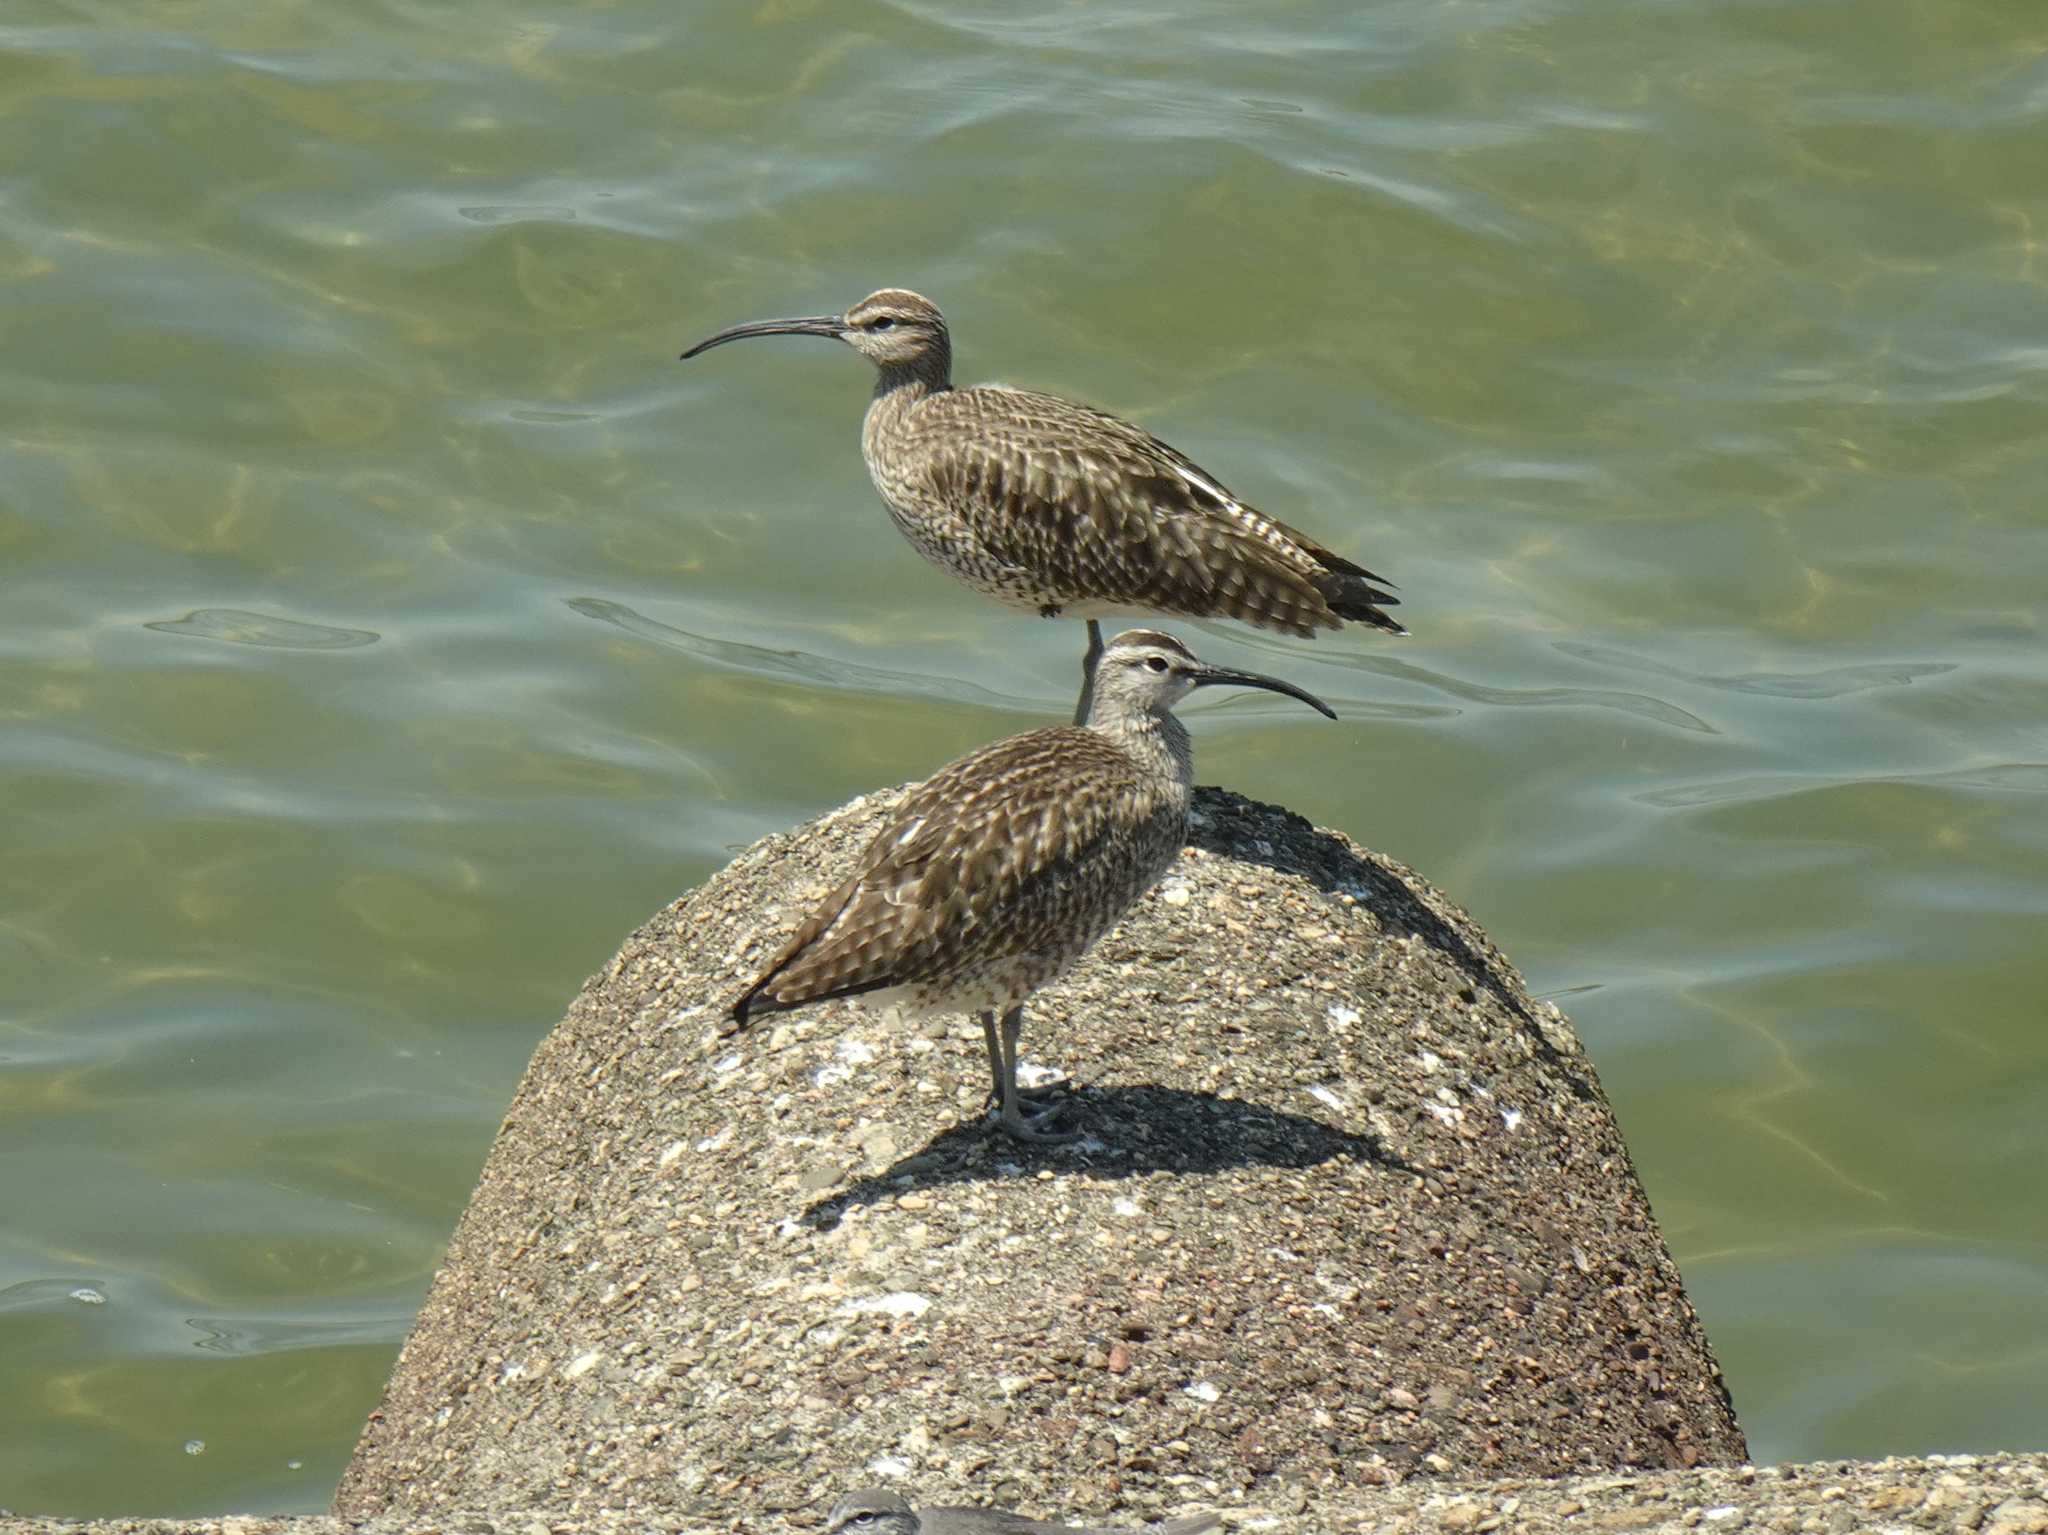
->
<box><xmin>1016</xmin><ymin>393</ymin><xmax>1398</xmax><ymax>587</ymax></box>
<box><xmin>908</xmin><ymin>386</ymin><xmax>1392</xmax><ymax>636</ymax></box>
<box><xmin>731</xmin><ymin>728</ymin><xmax>1147</xmax><ymax>1023</ymax></box>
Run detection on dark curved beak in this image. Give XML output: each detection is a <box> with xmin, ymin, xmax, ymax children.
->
<box><xmin>1190</xmin><ymin>664</ymin><xmax>1338</xmax><ymax>720</ymax></box>
<box><xmin>680</xmin><ymin>313</ymin><xmax>844</xmax><ymax>360</ymax></box>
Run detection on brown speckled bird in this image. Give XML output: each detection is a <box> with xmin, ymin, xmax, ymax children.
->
<box><xmin>730</xmin><ymin>630</ymin><xmax>1333</xmax><ymax>1142</ymax></box>
<box><xmin>825</xmin><ymin>1487</ymin><xmax>1220</xmax><ymax>1535</ymax></box>
<box><xmin>680</xmin><ymin>288</ymin><xmax>1403</xmax><ymax>723</ymax></box>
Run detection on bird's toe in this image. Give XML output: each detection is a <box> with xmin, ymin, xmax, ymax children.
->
<box><xmin>996</xmin><ymin>1099</ymin><xmax>1084</xmax><ymax>1144</ymax></box>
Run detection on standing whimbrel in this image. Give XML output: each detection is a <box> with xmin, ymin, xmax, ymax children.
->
<box><xmin>681</xmin><ymin>288</ymin><xmax>1403</xmax><ymax>722</ymax></box>
<box><xmin>730</xmin><ymin>629</ymin><xmax>1333</xmax><ymax>1142</ymax></box>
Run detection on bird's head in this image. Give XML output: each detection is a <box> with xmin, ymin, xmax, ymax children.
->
<box><xmin>1090</xmin><ymin>630</ymin><xmax>1337</xmax><ymax>724</ymax></box>
<box><xmin>839</xmin><ymin>289</ymin><xmax>950</xmax><ymax>371</ymax></box>
<box><xmin>681</xmin><ymin>288</ymin><xmax>951</xmax><ymax>381</ymax></box>
<box><xmin>825</xmin><ymin>1488</ymin><xmax>920</xmax><ymax>1535</ymax></box>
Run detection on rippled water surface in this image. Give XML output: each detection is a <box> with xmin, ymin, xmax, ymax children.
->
<box><xmin>3</xmin><ymin>0</ymin><xmax>2045</xmax><ymax>1514</ymax></box>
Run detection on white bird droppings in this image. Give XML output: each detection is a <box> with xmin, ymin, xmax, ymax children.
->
<box><xmin>816</xmin><ymin>1036</ymin><xmax>877</xmax><ymax>1089</ymax></box>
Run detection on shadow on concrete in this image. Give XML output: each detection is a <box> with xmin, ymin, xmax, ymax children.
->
<box><xmin>802</xmin><ymin>1082</ymin><xmax>1415</xmax><ymax>1229</ymax></box>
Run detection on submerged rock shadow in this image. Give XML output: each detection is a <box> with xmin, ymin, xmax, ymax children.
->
<box><xmin>801</xmin><ymin>1082</ymin><xmax>1413</xmax><ymax>1230</ymax></box>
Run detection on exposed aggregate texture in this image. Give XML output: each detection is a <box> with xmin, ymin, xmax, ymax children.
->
<box><xmin>334</xmin><ymin>788</ymin><xmax>1745</xmax><ymax>1522</ymax></box>
<box><xmin>10</xmin><ymin>1452</ymin><xmax>2048</xmax><ymax>1532</ymax></box>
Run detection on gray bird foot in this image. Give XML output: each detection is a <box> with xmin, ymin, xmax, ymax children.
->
<box><xmin>989</xmin><ymin>1001</ymin><xmax>1082</xmax><ymax>1143</ymax></box>
<box><xmin>997</xmin><ymin>1095</ymin><xmax>1083</xmax><ymax>1144</ymax></box>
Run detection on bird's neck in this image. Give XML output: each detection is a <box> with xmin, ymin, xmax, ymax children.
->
<box><xmin>862</xmin><ymin>367</ymin><xmax>948</xmax><ymax>461</ymax></box>
<box><xmin>1092</xmin><ymin>711</ymin><xmax>1195</xmax><ymax>792</ymax></box>
<box><xmin>870</xmin><ymin>347</ymin><xmax>952</xmax><ymax>405</ymax></box>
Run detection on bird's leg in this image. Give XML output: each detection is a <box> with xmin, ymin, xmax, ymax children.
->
<box><xmin>979</xmin><ymin>1009</ymin><xmax>1061</xmax><ymax>1106</ymax></box>
<box><xmin>996</xmin><ymin>1005</ymin><xmax>1081</xmax><ymax>1143</ymax></box>
<box><xmin>1070</xmin><ymin>619</ymin><xmax>1105</xmax><ymax>727</ymax></box>
<box><xmin>978</xmin><ymin>1010</ymin><xmax>1005</xmax><ymax>1104</ymax></box>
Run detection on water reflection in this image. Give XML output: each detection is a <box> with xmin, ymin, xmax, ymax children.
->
<box><xmin>143</xmin><ymin>610</ymin><xmax>379</xmax><ymax>651</ymax></box>
<box><xmin>565</xmin><ymin>596</ymin><xmax>1020</xmax><ymax>708</ymax></box>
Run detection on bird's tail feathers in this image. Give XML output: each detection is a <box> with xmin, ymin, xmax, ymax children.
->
<box><xmin>729</xmin><ymin>968</ymin><xmax>908</xmax><ymax>1035</ymax></box>
<box><xmin>1315</xmin><ymin>570</ymin><xmax>1407</xmax><ymax>636</ymax></box>
<box><xmin>726</xmin><ymin>982</ymin><xmax>775</xmax><ymax>1034</ymax></box>
<box><xmin>733</xmin><ymin>990</ymin><xmax>770</xmax><ymax>1039</ymax></box>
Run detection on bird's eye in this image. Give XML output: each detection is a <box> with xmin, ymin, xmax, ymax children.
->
<box><xmin>1145</xmin><ymin>655</ymin><xmax>1170</xmax><ymax>672</ymax></box>
<box><xmin>869</xmin><ymin>316</ymin><xmax>896</xmax><ymax>330</ymax></box>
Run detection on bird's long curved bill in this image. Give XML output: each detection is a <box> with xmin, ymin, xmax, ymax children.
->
<box><xmin>1191</xmin><ymin>665</ymin><xmax>1338</xmax><ymax>720</ymax></box>
<box><xmin>679</xmin><ymin>314</ymin><xmax>843</xmax><ymax>359</ymax></box>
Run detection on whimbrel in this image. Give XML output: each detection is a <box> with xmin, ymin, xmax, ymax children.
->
<box><xmin>730</xmin><ymin>629</ymin><xmax>1333</xmax><ymax>1142</ymax></box>
<box><xmin>826</xmin><ymin>1487</ymin><xmax>1220</xmax><ymax>1535</ymax></box>
<box><xmin>681</xmin><ymin>288</ymin><xmax>1403</xmax><ymax>723</ymax></box>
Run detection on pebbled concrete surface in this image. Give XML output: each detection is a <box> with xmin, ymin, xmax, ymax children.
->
<box><xmin>335</xmin><ymin>787</ymin><xmax>1742</xmax><ymax>1522</ymax></box>
<box><xmin>7</xmin><ymin>1452</ymin><xmax>2047</xmax><ymax>1532</ymax></box>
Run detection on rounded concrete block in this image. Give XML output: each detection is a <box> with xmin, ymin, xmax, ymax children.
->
<box><xmin>336</xmin><ymin>789</ymin><xmax>1744</xmax><ymax>1520</ymax></box>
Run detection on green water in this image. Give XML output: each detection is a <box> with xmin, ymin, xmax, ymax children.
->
<box><xmin>3</xmin><ymin>0</ymin><xmax>2045</xmax><ymax>1515</ymax></box>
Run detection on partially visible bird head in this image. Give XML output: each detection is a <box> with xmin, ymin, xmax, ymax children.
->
<box><xmin>681</xmin><ymin>288</ymin><xmax>951</xmax><ymax>380</ymax></box>
<box><xmin>1090</xmin><ymin>629</ymin><xmax>1337</xmax><ymax>724</ymax></box>
<box><xmin>825</xmin><ymin>1488</ymin><xmax>920</xmax><ymax>1535</ymax></box>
